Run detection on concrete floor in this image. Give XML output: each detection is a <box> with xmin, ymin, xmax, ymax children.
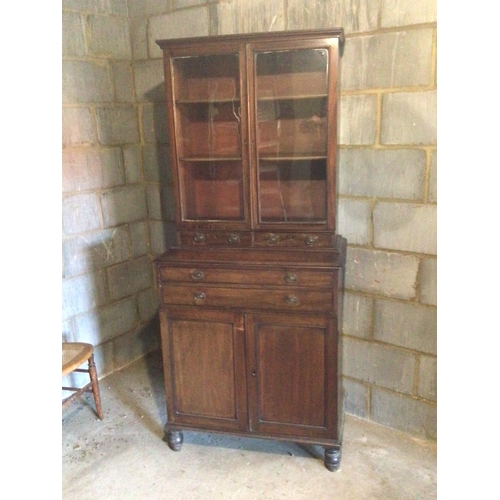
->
<box><xmin>62</xmin><ymin>351</ymin><xmax>436</xmax><ymax>499</ymax></box>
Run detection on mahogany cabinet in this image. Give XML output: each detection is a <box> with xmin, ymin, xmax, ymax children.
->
<box><xmin>154</xmin><ymin>29</ymin><xmax>346</xmax><ymax>471</ymax></box>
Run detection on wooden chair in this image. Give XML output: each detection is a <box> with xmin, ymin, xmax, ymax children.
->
<box><xmin>62</xmin><ymin>342</ymin><xmax>103</xmax><ymax>419</ymax></box>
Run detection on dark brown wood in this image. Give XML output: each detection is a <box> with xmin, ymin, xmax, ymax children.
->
<box><xmin>160</xmin><ymin>308</ymin><xmax>248</xmax><ymax>432</ymax></box>
<box><xmin>253</xmin><ymin>232</ymin><xmax>333</xmax><ymax>248</ymax></box>
<box><xmin>179</xmin><ymin>231</ymin><xmax>253</xmax><ymax>247</ymax></box>
<box><xmin>161</xmin><ymin>284</ymin><xmax>334</xmax><ymax>312</ymax></box>
<box><xmin>324</xmin><ymin>445</ymin><xmax>342</xmax><ymax>471</ymax></box>
<box><xmin>155</xmin><ymin>243</ymin><xmax>345</xmax><ymax>267</ymax></box>
<box><xmin>160</xmin><ymin>30</ymin><xmax>343</xmax><ymax>235</ymax></box>
<box><xmin>159</xmin><ymin>266</ymin><xmax>333</xmax><ymax>287</ymax></box>
<box><xmin>246</xmin><ymin>313</ymin><xmax>338</xmax><ymax>439</ymax></box>
<box><xmin>165</xmin><ymin>429</ymin><xmax>184</xmax><ymax>451</ymax></box>
<box><xmin>156</xmin><ymin>29</ymin><xmax>345</xmax><ymax>51</ymax></box>
<box><xmin>154</xmin><ymin>29</ymin><xmax>345</xmax><ymax>472</ymax></box>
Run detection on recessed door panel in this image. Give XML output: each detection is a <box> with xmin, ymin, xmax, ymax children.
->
<box><xmin>160</xmin><ymin>308</ymin><xmax>247</xmax><ymax>432</ymax></box>
<box><xmin>247</xmin><ymin>313</ymin><xmax>339</xmax><ymax>439</ymax></box>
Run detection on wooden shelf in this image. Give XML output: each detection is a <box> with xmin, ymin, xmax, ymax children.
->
<box><xmin>177</xmin><ymin>98</ymin><xmax>241</xmax><ymax>105</ymax></box>
<box><xmin>257</xmin><ymin>94</ymin><xmax>327</xmax><ymax>102</ymax></box>
<box><xmin>180</xmin><ymin>156</ymin><xmax>242</xmax><ymax>162</ymax></box>
<box><xmin>259</xmin><ymin>154</ymin><xmax>326</xmax><ymax>161</ymax></box>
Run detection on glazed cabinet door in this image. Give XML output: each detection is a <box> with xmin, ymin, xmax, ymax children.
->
<box><xmin>164</xmin><ymin>44</ymin><xmax>251</xmax><ymax>229</ymax></box>
<box><xmin>249</xmin><ymin>38</ymin><xmax>340</xmax><ymax>232</ymax></box>
<box><xmin>160</xmin><ymin>307</ymin><xmax>248</xmax><ymax>432</ymax></box>
<box><xmin>246</xmin><ymin>313</ymin><xmax>340</xmax><ymax>440</ymax></box>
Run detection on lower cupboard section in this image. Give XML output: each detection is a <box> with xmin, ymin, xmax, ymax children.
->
<box><xmin>159</xmin><ymin>307</ymin><xmax>341</xmax><ymax>442</ymax></box>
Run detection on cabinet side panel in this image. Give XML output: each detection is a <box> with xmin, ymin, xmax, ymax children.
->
<box><xmin>326</xmin><ymin>38</ymin><xmax>340</xmax><ymax>231</ymax></box>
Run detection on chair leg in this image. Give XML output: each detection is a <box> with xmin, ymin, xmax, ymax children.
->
<box><xmin>88</xmin><ymin>354</ymin><xmax>104</xmax><ymax>420</ymax></box>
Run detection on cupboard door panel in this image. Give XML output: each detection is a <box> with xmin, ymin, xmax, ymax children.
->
<box><xmin>258</xmin><ymin>324</ymin><xmax>326</xmax><ymax>427</ymax></box>
<box><xmin>172</xmin><ymin>320</ymin><xmax>234</xmax><ymax>417</ymax></box>
<box><xmin>160</xmin><ymin>308</ymin><xmax>247</xmax><ymax>431</ymax></box>
<box><xmin>247</xmin><ymin>314</ymin><xmax>339</xmax><ymax>439</ymax></box>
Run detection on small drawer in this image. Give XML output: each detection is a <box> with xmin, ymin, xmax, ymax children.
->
<box><xmin>254</xmin><ymin>232</ymin><xmax>332</xmax><ymax>248</ymax></box>
<box><xmin>161</xmin><ymin>285</ymin><xmax>334</xmax><ymax>313</ymax></box>
<box><xmin>158</xmin><ymin>266</ymin><xmax>333</xmax><ymax>287</ymax></box>
<box><xmin>180</xmin><ymin>231</ymin><xmax>252</xmax><ymax>246</ymax></box>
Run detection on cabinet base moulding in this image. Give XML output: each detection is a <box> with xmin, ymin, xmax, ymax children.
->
<box><xmin>163</xmin><ymin>426</ymin><xmax>343</xmax><ymax>472</ymax></box>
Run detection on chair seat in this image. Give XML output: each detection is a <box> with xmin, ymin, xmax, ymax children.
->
<box><xmin>62</xmin><ymin>342</ymin><xmax>93</xmax><ymax>377</ymax></box>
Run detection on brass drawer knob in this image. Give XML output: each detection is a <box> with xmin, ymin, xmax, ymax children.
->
<box><xmin>265</xmin><ymin>233</ymin><xmax>279</xmax><ymax>245</ymax></box>
<box><xmin>305</xmin><ymin>235</ymin><xmax>319</xmax><ymax>246</ymax></box>
<box><xmin>193</xmin><ymin>233</ymin><xmax>205</xmax><ymax>243</ymax></box>
<box><xmin>191</xmin><ymin>270</ymin><xmax>204</xmax><ymax>280</ymax></box>
<box><xmin>228</xmin><ymin>234</ymin><xmax>240</xmax><ymax>244</ymax></box>
<box><xmin>284</xmin><ymin>273</ymin><xmax>298</xmax><ymax>284</ymax></box>
<box><xmin>193</xmin><ymin>292</ymin><xmax>206</xmax><ymax>302</ymax></box>
<box><xmin>285</xmin><ymin>295</ymin><xmax>298</xmax><ymax>306</ymax></box>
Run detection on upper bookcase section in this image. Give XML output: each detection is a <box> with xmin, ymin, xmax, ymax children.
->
<box><xmin>156</xmin><ymin>29</ymin><xmax>344</xmax><ymax>241</ymax></box>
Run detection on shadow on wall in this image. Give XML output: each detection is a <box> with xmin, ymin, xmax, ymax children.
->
<box><xmin>62</xmin><ymin>79</ymin><xmax>172</xmax><ymax>413</ymax></box>
<box><xmin>146</xmin><ymin>83</ymin><xmax>178</xmax><ymax>253</ymax></box>
<box><xmin>62</xmin><ymin>233</ymin><xmax>163</xmax><ymax>408</ymax></box>
<box><xmin>131</xmin><ymin>83</ymin><xmax>175</xmax><ymax>419</ymax></box>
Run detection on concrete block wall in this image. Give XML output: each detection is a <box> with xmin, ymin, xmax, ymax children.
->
<box><xmin>62</xmin><ymin>0</ymin><xmax>164</xmax><ymax>381</ymax></box>
<box><xmin>63</xmin><ymin>0</ymin><xmax>437</xmax><ymax>440</ymax></box>
<box><xmin>336</xmin><ymin>1</ymin><xmax>437</xmax><ymax>440</ymax></box>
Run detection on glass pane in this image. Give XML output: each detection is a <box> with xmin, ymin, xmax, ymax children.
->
<box><xmin>176</xmin><ymin>101</ymin><xmax>242</xmax><ymax>158</ymax></box>
<box><xmin>255</xmin><ymin>49</ymin><xmax>329</xmax><ymax>223</ymax></box>
<box><xmin>256</xmin><ymin>48</ymin><xmax>328</xmax><ymax>99</ymax></box>
<box><xmin>179</xmin><ymin>160</ymin><xmax>244</xmax><ymax>221</ymax></box>
<box><xmin>174</xmin><ymin>54</ymin><xmax>240</xmax><ymax>102</ymax></box>
<box><xmin>257</xmin><ymin>97</ymin><xmax>327</xmax><ymax>156</ymax></box>
<box><xmin>172</xmin><ymin>54</ymin><xmax>244</xmax><ymax>221</ymax></box>
<box><xmin>258</xmin><ymin>160</ymin><xmax>326</xmax><ymax>222</ymax></box>
<box><xmin>173</xmin><ymin>54</ymin><xmax>241</xmax><ymax>159</ymax></box>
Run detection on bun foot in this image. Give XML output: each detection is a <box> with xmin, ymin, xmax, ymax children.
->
<box><xmin>166</xmin><ymin>430</ymin><xmax>183</xmax><ymax>451</ymax></box>
<box><xmin>324</xmin><ymin>445</ymin><xmax>341</xmax><ymax>472</ymax></box>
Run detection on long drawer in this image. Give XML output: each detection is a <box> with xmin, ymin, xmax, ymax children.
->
<box><xmin>158</xmin><ymin>266</ymin><xmax>333</xmax><ymax>287</ymax></box>
<box><xmin>161</xmin><ymin>284</ymin><xmax>334</xmax><ymax>313</ymax></box>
